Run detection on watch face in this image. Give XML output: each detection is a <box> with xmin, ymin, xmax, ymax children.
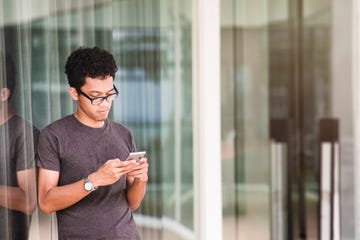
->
<box><xmin>84</xmin><ymin>182</ymin><xmax>93</xmax><ymax>191</ymax></box>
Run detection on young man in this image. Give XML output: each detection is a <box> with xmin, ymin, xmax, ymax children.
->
<box><xmin>0</xmin><ymin>52</ymin><xmax>38</xmax><ymax>239</ymax></box>
<box><xmin>37</xmin><ymin>47</ymin><xmax>148</xmax><ymax>239</ymax></box>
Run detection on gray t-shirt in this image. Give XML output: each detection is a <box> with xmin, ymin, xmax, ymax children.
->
<box><xmin>0</xmin><ymin>114</ymin><xmax>39</xmax><ymax>240</ymax></box>
<box><xmin>37</xmin><ymin>115</ymin><xmax>140</xmax><ymax>240</ymax></box>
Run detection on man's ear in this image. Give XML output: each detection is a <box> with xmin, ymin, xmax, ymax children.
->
<box><xmin>0</xmin><ymin>88</ymin><xmax>11</xmax><ymax>101</ymax></box>
<box><xmin>68</xmin><ymin>87</ymin><xmax>79</xmax><ymax>101</ymax></box>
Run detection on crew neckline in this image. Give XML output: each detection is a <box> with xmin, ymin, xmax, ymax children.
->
<box><xmin>71</xmin><ymin>114</ymin><xmax>108</xmax><ymax>130</ymax></box>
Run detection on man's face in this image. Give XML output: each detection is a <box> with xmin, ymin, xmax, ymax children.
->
<box><xmin>75</xmin><ymin>75</ymin><xmax>117</xmax><ymax>126</ymax></box>
<box><xmin>0</xmin><ymin>87</ymin><xmax>11</xmax><ymax>103</ymax></box>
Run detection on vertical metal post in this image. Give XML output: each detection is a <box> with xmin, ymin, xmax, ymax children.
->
<box><xmin>173</xmin><ymin>0</ymin><xmax>182</xmax><ymax>223</ymax></box>
<box><xmin>270</xmin><ymin>119</ymin><xmax>289</xmax><ymax>240</ymax></box>
<box><xmin>319</xmin><ymin>118</ymin><xmax>340</xmax><ymax>240</ymax></box>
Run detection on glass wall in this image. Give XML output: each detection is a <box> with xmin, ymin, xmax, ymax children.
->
<box><xmin>0</xmin><ymin>0</ymin><xmax>193</xmax><ymax>239</ymax></box>
<box><xmin>221</xmin><ymin>0</ymin><xmax>271</xmax><ymax>238</ymax></box>
<box><xmin>220</xmin><ymin>0</ymin><xmax>354</xmax><ymax>239</ymax></box>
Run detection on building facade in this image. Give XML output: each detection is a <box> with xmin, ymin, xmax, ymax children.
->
<box><xmin>0</xmin><ymin>0</ymin><xmax>359</xmax><ymax>239</ymax></box>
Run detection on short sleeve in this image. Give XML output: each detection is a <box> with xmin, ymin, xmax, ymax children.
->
<box><xmin>37</xmin><ymin>127</ymin><xmax>61</xmax><ymax>172</ymax></box>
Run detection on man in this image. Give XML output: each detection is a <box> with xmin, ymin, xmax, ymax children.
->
<box><xmin>37</xmin><ymin>47</ymin><xmax>149</xmax><ymax>239</ymax></box>
<box><xmin>0</xmin><ymin>52</ymin><xmax>38</xmax><ymax>239</ymax></box>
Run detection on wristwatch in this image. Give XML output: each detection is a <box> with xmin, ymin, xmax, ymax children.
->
<box><xmin>83</xmin><ymin>176</ymin><xmax>96</xmax><ymax>192</ymax></box>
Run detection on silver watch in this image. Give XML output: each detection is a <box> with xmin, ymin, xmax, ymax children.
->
<box><xmin>83</xmin><ymin>176</ymin><xmax>96</xmax><ymax>192</ymax></box>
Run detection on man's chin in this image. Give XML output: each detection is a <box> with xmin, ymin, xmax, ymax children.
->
<box><xmin>96</xmin><ymin>117</ymin><xmax>108</xmax><ymax>122</ymax></box>
<box><xmin>96</xmin><ymin>111</ymin><xmax>109</xmax><ymax>120</ymax></box>
<box><xmin>96</xmin><ymin>115</ymin><xmax>109</xmax><ymax>122</ymax></box>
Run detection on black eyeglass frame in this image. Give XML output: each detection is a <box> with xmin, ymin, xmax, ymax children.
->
<box><xmin>77</xmin><ymin>85</ymin><xmax>119</xmax><ymax>105</ymax></box>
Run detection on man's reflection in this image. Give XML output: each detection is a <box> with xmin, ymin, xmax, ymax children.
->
<box><xmin>0</xmin><ymin>52</ymin><xmax>39</xmax><ymax>240</ymax></box>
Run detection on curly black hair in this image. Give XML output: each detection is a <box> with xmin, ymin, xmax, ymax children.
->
<box><xmin>64</xmin><ymin>47</ymin><xmax>118</xmax><ymax>89</ymax></box>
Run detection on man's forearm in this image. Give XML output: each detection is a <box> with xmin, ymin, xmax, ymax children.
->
<box><xmin>0</xmin><ymin>185</ymin><xmax>36</xmax><ymax>214</ymax></box>
<box><xmin>38</xmin><ymin>179</ymin><xmax>90</xmax><ymax>214</ymax></box>
<box><xmin>126</xmin><ymin>178</ymin><xmax>147</xmax><ymax>211</ymax></box>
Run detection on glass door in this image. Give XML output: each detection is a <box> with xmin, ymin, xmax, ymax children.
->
<box><xmin>221</xmin><ymin>0</ymin><xmax>353</xmax><ymax>239</ymax></box>
<box><xmin>269</xmin><ymin>0</ymin><xmax>334</xmax><ymax>239</ymax></box>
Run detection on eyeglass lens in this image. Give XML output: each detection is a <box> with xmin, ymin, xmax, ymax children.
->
<box><xmin>91</xmin><ymin>93</ymin><xmax>118</xmax><ymax>105</ymax></box>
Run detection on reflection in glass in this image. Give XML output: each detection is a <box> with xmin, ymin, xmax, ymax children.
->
<box><xmin>0</xmin><ymin>52</ymin><xmax>39</xmax><ymax>239</ymax></box>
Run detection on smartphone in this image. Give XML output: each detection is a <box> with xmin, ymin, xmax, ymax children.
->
<box><xmin>125</xmin><ymin>151</ymin><xmax>146</xmax><ymax>162</ymax></box>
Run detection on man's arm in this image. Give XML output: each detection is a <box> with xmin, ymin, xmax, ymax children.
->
<box><xmin>38</xmin><ymin>159</ymin><xmax>139</xmax><ymax>214</ymax></box>
<box><xmin>37</xmin><ymin>168</ymin><xmax>90</xmax><ymax>214</ymax></box>
<box><xmin>126</xmin><ymin>158</ymin><xmax>149</xmax><ymax>211</ymax></box>
<box><xmin>0</xmin><ymin>168</ymin><xmax>36</xmax><ymax>214</ymax></box>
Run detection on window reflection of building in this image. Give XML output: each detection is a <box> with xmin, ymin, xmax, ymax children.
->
<box><xmin>0</xmin><ymin>52</ymin><xmax>39</xmax><ymax>240</ymax></box>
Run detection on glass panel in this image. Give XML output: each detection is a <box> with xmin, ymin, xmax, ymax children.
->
<box><xmin>0</xmin><ymin>52</ymin><xmax>38</xmax><ymax>240</ymax></box>
<box><xmin>221</xmin><ymin>0</ymin><xmax>354</xmax><ymax>239</ymax></box>
<box><xmin>0</xmin><ymin>0</ymin><xmax>193</xmax><ymax>239</ymax></box>
<box><xmin>221</xmin><ymin>0</ymin><xmax>271</xmax><ymax>239</ymax></box>
<box><xmin>0</xmin><ymin>1</ymin><xmax>39</xmax><ymax>239</ymax></box>
<box><xmin>267</xmin><ymin>1</ymin><xmax>333</xmax><ymax>238</ymax></box>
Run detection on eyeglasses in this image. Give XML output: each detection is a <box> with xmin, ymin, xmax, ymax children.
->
<box><xmin>78</xmin><ymin>85</ymin><xmax>119</xmax><ymax>105</ymax></box>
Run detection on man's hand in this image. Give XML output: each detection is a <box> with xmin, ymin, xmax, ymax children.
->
<box><xmin>126</xmin><ymin>158</ymin><xmax>149</xmax><ymax>182</ymax></box>
<box><xmin>37</xmin><ymin>159</ymin><xmax>141</xmax><ymax>214</ymax></box>
<box><xmin>89</xmin><ymin>159</ymin><xmax>139</xmax><ymax>188</ymax></box>
<box><xmin>126</xmin><ymin>157</ymin><xmax>149</xmax><ymax>211</ymax></box>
